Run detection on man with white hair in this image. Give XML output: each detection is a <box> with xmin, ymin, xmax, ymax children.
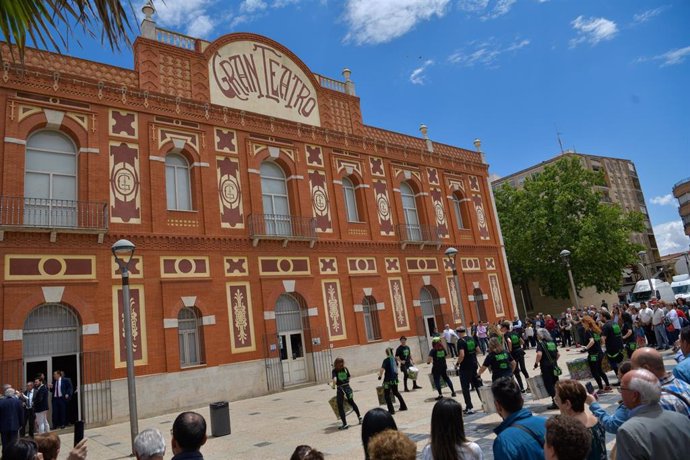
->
<box><xmin>134</xmin><ymin>428</ymin><xmax>166</xmax><ymax>460</ymax></box>
<box><xmin>615</xmin><ymin>369</ymin><xmax>690</xmax><ymax>460</ymax></box>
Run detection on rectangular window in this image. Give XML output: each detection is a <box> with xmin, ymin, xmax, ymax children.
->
<box><xmin>363</xmin><ymin>304</ymin><xmax>381</xmax><ymax>341</ymax></box>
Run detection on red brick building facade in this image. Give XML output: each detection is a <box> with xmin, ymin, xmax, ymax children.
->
<box><xmin>0</xmin><ymin>15</ymin><xmax>515</xmax><ymax>424</ymax></box>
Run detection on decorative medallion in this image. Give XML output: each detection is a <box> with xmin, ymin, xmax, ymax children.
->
<box><xmin>110</xmin><ymin>142</ymin><xmax>141</xmax><ymax>224</ymax></box>
<box><xmin>217</xmin><ymin>156</ymin><xmax>244</xmax><ymax>228</ymax></box>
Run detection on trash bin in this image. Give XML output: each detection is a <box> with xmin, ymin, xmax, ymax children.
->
<box><xmin>209</xmin><ymin>401</ymin><xmax>231</xmax><ymax>437</ymax></box>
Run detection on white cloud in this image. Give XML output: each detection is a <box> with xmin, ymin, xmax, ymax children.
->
<box><xmin>650</xmin><ymin>194</ymin><xmax>675</xmax><ymax>206</ymax></box>
<box><xmin>448</xmin><ymin>37</ymin><xmax>530</xmax><ymax>68</ymax></box>
<box><xmin>633</xmin><ymin>6</ymin><xmax>668</xmax><ymax>25</ymax></box>
<box><xmin>343</xmin><ymin>0</ymin><xmax>450</xmax><ymax>45</ymax></box>
<box><xmin>409</xmin><ymin>59</ymin><xmax>434</xmax><ymax>85</ymax></box>
<box><xmin>653</xmin><ymin>220</ymin><xmax>690</xmax><ymax>256</ymax></box>
<box><xmin>145</xmin><ymin>0</ymin><xmax>218</xmax><ymax>37</ymax></box>
<box><xmin>458</xmin><ymin>0</ymin><xmax>517</xmax><ymax>20</ymax></box>
<box><xmin>240</xmin><ymin>0</ymin><xmax>268</xmax><ymax>13</ymax></box>
<box><xmin>569</xmin><ymin>15</ymin><xmax>618</xmax><ymax>48</ymax></box>
<box><xmin>637</xmin><ymin>46</ymin><xmax>690</xmax><ymax>67</ymax></box>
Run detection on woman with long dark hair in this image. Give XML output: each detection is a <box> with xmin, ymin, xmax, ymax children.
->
<box><xmin>421</xmin><ymin>398</ymin><xmax>482</xmax><ymax>460</ymax></box>
<box><xmin>582</xmin><ymin>315</ymin><xmax>611</xmax><ymax>393</ymax></box>
<box><xmin>332</xmin><ymin>357</ymin><xmax>362</xmax><ymax>430</ymax></box>
<box><xmin>621</xmin><ymin>312</ymin><xmax>637</xmax><ymax>358</ymax></box>
<box><xmin>378</xmin><ymin>347</ymin><xmax>407</xmax><ymax>414</ymax></box>
<box><xmin>361</xmin><ymin>407</ymin><xmax>398</xmax><ymax>460</ymax></box>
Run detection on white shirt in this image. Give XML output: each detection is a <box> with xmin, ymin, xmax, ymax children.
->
<box><xmin>667</xmin><ymin>309</ymin><xmax>681</xmax><ymax>330</ymax></box>
<box><xmin>639</xmin><ymin>307</ymin><xmax>653</xmax><ymax>324</ymax></box>
<box><xmin>652</xmin><ymin>308</ymin><xmax>665</xmax><ymax>326</ymax></box>
<box><xmin>422</xmin><ymin>442</ymin><xmax>483</xmax><ymax>460</ymax></box>
<box><xmin>443</xmin><ymin>328</ymin><xmax>458</xmax><ymax>343</ymax></box>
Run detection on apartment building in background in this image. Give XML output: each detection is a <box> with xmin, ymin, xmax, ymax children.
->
<box><xmin>492</xmin><ymin>151</ymin><xmax>661</xmax><ymax>314</ymax></box>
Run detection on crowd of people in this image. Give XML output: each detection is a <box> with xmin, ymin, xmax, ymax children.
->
<box><xmin>3</xmin><ymin>298</ymin><xmax>690</xmax><ymax>459</ymax></box>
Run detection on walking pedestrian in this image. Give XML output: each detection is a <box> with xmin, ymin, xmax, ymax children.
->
<box><xmin>501</xmin><ymin>321</ymin><xmax>529</xmax><ymax>393</ymax></box>
<box><xmin>427</xmin><ymin>337</ymin><xmax>456</xmax><ymax>400</ymax></box>
<box><xmin>395</xmin><ymin>336</ymin><xmax>421</xmax><ymax>392</ymax></box>
<box><xmin>332</xmin><ymin>357</ymin><xmax>362</xmax><ymax>430</ymax></box>
<box><xmin>533</xmin><ymin>328</ymin><xmax>560</xmax><ymax>410</ymax></box>
<box><xmin>378</xmin><ymin>348</ymin><xmax>407</xmax><ymax>414</ymax></box>
<box><xmin>582</xmin><ymin>316</ymin><xmax>611</xmax><ymax>394</ymax></box>
<box><xmin>455</xmin><ymin>327</ymin><xmax>481</xmax><ymax>415</ymax></box>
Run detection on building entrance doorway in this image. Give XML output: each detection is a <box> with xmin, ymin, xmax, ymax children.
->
<box><xmin>275</xmin><ymin>294</ymin><xmax>307</xmax><ymax>386</ymax></box>
<box><xmin>23</xmin><ymin>303</ymin><xmax>81</xmax><ymax>424</ymax></box>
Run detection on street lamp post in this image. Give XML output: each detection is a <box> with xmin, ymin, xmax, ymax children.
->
<box><xmin>560</xmin><ymin>249</ymin><xmax>580</xmax><ymax>310</ymax></box>
<box><xmin>111</xmin><ymin>239</ymin><xmax>139</xmax><ymax>454</ymax></box>
<box><xmin>445</xmin><ymin>247</ymin><xmax>467</xmax><ymax>326</ymax></box>
<box><xmin>637</xmin><ymin>250</ymin><xmax>655</xmax><ymax>300</ymax></box>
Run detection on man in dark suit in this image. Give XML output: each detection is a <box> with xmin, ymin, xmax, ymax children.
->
<box><xmin>19</xmin><ymin>381</ymin><xmax>35</xmax><ymax>437</ymax></box>
<box><xmin>0</xmin><ymin>386</ymin><xmax>24</xmax><ymax>455</ymax></box>
<box><xmin>51</xmin><ymin>370</ymin><xmax>73</xmax><ymax>429</ymax></box>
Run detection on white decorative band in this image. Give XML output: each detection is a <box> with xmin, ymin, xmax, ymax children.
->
<box><xmin>248</xmin><ymin>168</ymin><xmax>261</xmax><ymax>175</ymax></box>
<box><xmin>468</xmin><ymin>295</ymin><xmax>475</xmax><ymax>301</ymax></box>
<box><xmin>163</xmin><ymin>318</ymin><xmax>179</xmax><ymax>329</ymax></box>
<box><xmin>287</xmin><ymin>175</ymin><xmax>304</xmax><ymax>181</ymax></box>
<box><xmin>3</xmin><ymin>330</ymin><xmax>22</xmax><ymax>341</ymax></box>
<box><xmin>4</xmin><ymin>137</ymin><xmax>26</xmax><ymax>145</ymax></box>
<box><xmin>82</xmin><ymin>324</ymin><xmax>99</xmax><ymax>335</ymax></box>
<box><xmin>376</xmin><ymin>302</ymin><xmax>385</xmax><ymax>311</ymax></box>
<box><xmin>192</xmin><ymin>162</ymin><xmax>210</xmax><ymax>168</ymax></box>
<box><xmin>264</xmin><ymin>311</ymin><xmax>276</xmax><ymax>320</ymax></box>
<box><xmin>333</xmin><ymin>180</ymin><xmax>342</xmax><ymax>185</ymax></box>
<box><xmin>308</xmin><ymin>307</ymin><xmax>318</xmax><ymax>317</ymax></box>
<box><xmin>79</xmin><ymin>148</ymin><xmax>99</xmax><ymax>154</ymax></box>
<box><xmin>202</xmin><ymin>315</ymin><xmax>216</xmax><ymax>326</ymax></box>
<box><xmin>149</xmin><ymin>156</ymin><xmax>165</xmax><ymax>162</ymax></box>
<box><xmin>355</xmin><ymin>184</ymin><xmax>370</xmax><ymax>189</ymax></box>
<box><xmin>439</xmin><ymin>297</ymin><xmax>447</xmax><ymax>305</ymax></box>
<box><xmin>354</xmin><ymin>304</ymin><xmax>363</xmax><ymax>312</ymax></box>
<box><xmin>412</xmin><ymin>300</ymin><xmax>421</xmax><ymax>307</ymax></box>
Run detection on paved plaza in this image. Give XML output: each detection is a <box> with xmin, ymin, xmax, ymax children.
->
<box><xmin>56</xmin><ymin>347</ymin><xmax>678</xmax><ymax>459</ymax></box>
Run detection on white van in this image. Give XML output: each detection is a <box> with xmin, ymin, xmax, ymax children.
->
<box><xmin>629</xmin><ymin>278</ymin><xmax>676</xmax><ymax>307</ymax></box>
<box><xmin>672</xmin><ymin>274</ymin><xmax>690</xmax><ymax>302</ymax></box>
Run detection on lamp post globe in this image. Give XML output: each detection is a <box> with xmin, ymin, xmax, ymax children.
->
<box><xmin>445</xmin><ymin>247</ymin><xmax>458</xmax><ymax>259</ymax></box>
<box><xmin>560</xmin><ymin>249</ymin><xmax>579</xmax><ymax>309</ymax></box>
<box><xmin>559</xmin><ymin>249</ymin><xmax>571</xmax><ymax>260</ymax></box>
<box><xmin>443</xmin><ymin>247</ymin><xmax>466</xmax><ymax>326</ymax></box>
<box><xmin>111</xmin><ymin>239</ymin><xmax>135</xmax><ymax>261</ymax></box>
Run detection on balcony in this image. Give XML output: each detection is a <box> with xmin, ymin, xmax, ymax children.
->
<box><xmin>396</xmin><ymin>223</ymin><xmax>442</xmax><ymax>250</ymax></box>
<box><xmin>248</xmin><ymin>214</ymin><xmax>317</xmax><ymax>248</ymax></box>
<box><xmin>0</xmin><ymin>196</ymin><xmax>108</xmax><ymax>242</ymax></box>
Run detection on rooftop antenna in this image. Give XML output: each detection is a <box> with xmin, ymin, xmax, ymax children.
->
<box><xmin>556</xmin><ymin>127</ymin><xmax>564</xmax><ymax>154</ymax></box>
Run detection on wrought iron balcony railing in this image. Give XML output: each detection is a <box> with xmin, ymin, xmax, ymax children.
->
<box><xmin>396</xmin><ymin>223</ymin><xmax>442</xmax><ymax>249</ymax></box>
<box><xmin>248</xmin><ymin>214</ymin><xmax>317</xmax><ymax>247</ymax></box>
<box><xmin>0</xmin><ymin>196</ymin><xmax>108</xmax><ymax>238</ymax></box>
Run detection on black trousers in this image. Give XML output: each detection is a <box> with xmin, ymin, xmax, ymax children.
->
<box><xmin>511</xmin><ymin>350</ymin><xmax>529</xmax><ymax>390</ymax></box>
<box><xmin>432</xmin><ymin>368</ymin><xmax>455</xmax><ymax>395</ymax></box>
<box><xmin>20</xmin><ymin>407</ymin><xmax>35</xmax><ymax>437</ymax></box>
<box><xmin>643</xmin><ymin>325</ymin><xmax>656</xmax><ymax>346</ymax></box>
<box><xmin>541</xmin><ymin>366</ymin><xmax>558</xmax><ymax>398</ymax></box>
<box><xmin>458</xmin><ymin>367</ymin><xmax>479</xmax><ymax>410</ymax></box>
<box><xmin>587</xmin><ymin>354</ymin><xmax>610</xmax><ymax>389</ymax></box>
<box><xmin>562</xmin><ymin>330</ymin><xmax>572</xmax><ymax>347</ymax></box>
<box><xmin>336</xmin><ymin>385</ymin><xmax>360</xmax><ymax>426</ymax></box>
<box><xmin>383</xmin><ymin>381</ymin><xmax>406</xmax><ymax>413</ymax></box>
<box><xmin>1</xmin><ymin>430</ymin><xmax>19</xmax><ymax>456</ymax></box>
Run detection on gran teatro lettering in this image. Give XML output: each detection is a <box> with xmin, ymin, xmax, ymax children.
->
<box><xmin>209</xmin><ymin>41</ymin><xmax>321</xmax><ymax>126</ymax></box>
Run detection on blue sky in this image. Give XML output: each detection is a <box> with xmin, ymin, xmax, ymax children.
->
<box><xmin>22</xmin><ymin>0</ymin><xmax>690</xmax><ymax>255</ymax></box>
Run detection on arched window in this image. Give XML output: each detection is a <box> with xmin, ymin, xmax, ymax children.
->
<box><xmin>24</xmin><ymin>131</ymin><xmax>77</xmax><ymax>226</ymax></box>
<box><xmin>400</xmin><ymin>182</ymin><xmax>421</xmax><ymax>241</ymax></box>
<box><xmin>178</xmin><ymin>307</ymin><xmax>204</xmax><ymax>367</ymax></box>
<box><xmin>452</xmin><ymin>191</ymin><xmax>470</xmax><ymax>230</ymax></box>
<box><xmin>165</xmin><ymin>154</ymin><xmax>192</xmax><ymax>210</ymax></box>
<box><xmin>362</xmin><ymin>296</ymin><xmax>381</xmax><ymax>341</ymax></box>
<box><xmin>260</xmin><ymin>161</ymin><xmax>291</xmax><ymax>235</ymax></box>
<box><xmin>341</xmin><ymin>176</ymin><xmax>359</xmax><ymax>222</ymax></box>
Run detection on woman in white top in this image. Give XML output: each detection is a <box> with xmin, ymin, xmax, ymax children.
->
<box><xmin>421</xmin><ymin>398</ymin><xmax>483</xmax><ymax>460</ymax></box>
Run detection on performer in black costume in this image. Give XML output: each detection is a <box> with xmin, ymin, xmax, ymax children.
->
<box><xmin>332</xmin><ymin>357</ymin><xmax>362</xmax><ymax>430</ymax></box>
<box><xmin>395</xmin><ymin>336</ymin><xmax>422</xmax><ymax>392</ymax></box>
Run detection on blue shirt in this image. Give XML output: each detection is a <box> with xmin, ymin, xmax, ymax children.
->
<box><xmin>493</xmin><ymin>408</ymin><xmax>546</xmax><ymax>460</ymax></box>
<box><xmin>659</xmin><ymin>374</ymin><xmax>690</xmax><ymax>417</ymax></box>
<box><xmin>673</xmin><ymin>354</ymin><xmax>690</xmax><ymax>385</ymax></box>
<box><xmin>589</xmin><ymin>401</ymin><xmax>630</xmax><ymax>434</ymax></box>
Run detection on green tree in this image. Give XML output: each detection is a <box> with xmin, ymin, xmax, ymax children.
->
<box><xmin>0</xmin><ymin>0</ymin><xmax>134</xmax><ymax>62</ymax></box>
<box><xmin>495</xmin><ymin>156</ymin><xmax>645</xmax><ymax>299</ymax></box>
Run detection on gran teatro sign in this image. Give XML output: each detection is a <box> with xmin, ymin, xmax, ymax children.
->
<box><xmin>209</xmin><ymin>40</ymin><xmax>321</xmax><ymax>126</ymax></box>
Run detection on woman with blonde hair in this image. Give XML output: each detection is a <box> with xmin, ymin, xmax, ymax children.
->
<box><xmin>582</xmin><ymin>315</ymin><xmax>611</xmax><ymax>393</ymax></box>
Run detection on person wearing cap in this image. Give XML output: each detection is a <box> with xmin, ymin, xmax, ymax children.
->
<box><xmin>395</xmin><ymin>336</ymin><xmax>422</xmax><ymax>392</ymax></box>
<box><xmin>427</xmin><ymin>336</ymin><xmax>457</xmax><ymax>400</ymax></box>
<box><xmin>455</xmin><ymin>326</ymin><xmax>481</xmax><ymax>414</ymax></box>
<box><xmin>378</xmin><ymin>347</ymin><xmax>407</xmax><ymax>414</ymax></box>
